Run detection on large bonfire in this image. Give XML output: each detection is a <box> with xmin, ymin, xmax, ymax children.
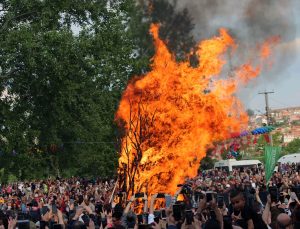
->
<box><xmin>116</xmin><ymin>24</ymin><xmax>278</xmax><ymax>197</ymax></box>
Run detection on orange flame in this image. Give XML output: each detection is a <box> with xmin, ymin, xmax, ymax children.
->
<box><xmin>116</xmin><ymin>24</ymin><xmax>278</xmax><ymax>196</ymax></box>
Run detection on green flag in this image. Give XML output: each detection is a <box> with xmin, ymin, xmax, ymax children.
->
<box><xmin>264</xmin><ymin>145</ymin><xmax>281</xmax><ymax>183</ymax></box>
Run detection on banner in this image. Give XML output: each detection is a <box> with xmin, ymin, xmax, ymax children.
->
<box><xmin>264</xmin><ymin>145</ymin><xmax>281</xmax><ymax>183</ymax></box>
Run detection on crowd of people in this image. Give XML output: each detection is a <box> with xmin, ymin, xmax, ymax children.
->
<box><xmin>0</xmin><ymin>163</ymin><xmax>299</xmax><ymax>229</ymax></box>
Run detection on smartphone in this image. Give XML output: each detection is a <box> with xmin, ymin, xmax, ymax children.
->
<box><xmin>206</xmin><ymin>192</ymin><xmax>213</xmax><ymax>202</ymax></box>
<box><xmin>138</xmin><ymin>224</ymin><xmax>151</xmax><ymax>229</ymax></box>
<box><xmin>161</xmin><ymin>209</ymin><xmax>167</xmax><ymax>220</ymax></box>
<box><xmin>156</xmin><ymin>193</ymin><xmax>165</xmax><ymax>198</ymax></box>
<box><xmin>101</xmin><ymin>218</ymin><xmax>107</xmax><ymax>228</ymax></box>
<box><xmin>41</xmin><ymin>206</ymin><xmax>49</xmax><ymax>215</ymax></box>
<box><xmin>153</xmin><ymin>210</ymin><xmax>161</xmax><ymax>219</ymax></box>
<box><xmin>81</xmin><ymin>214</ymin><xmax>90</xmax><ymax>226</ymax></box>
<box><xmin>185</xmin><ymin>210</ymin><xmax>194</xmax><ymax>225</ymax></box>
<box><xmin>135</xmin><ymin>193</ymin><xmax>145</xmax><ymax>198</ymax></box>
<box><xmin>194</xmin><ymin>192</ymin><xmax>204</xmax><ymax>202</ymax></box>
<box><xmin>165</xmin><ymin>195</ymin><xmax>172</xmax><ymax>208</ymax></box>
<box><xmin>153</xmin><ymin>210</ymin><xmax>160</xmax><ymax>224</ymax></box>
<box><xmin>269</xmin><ymin>187</ymin><xmax>279</xmax><ymax>202</ymax></box>
<box><xmin>52</xmin><ymin>204</ymin><xmax>58</xmax><ymax>214</ymax></box>
<box><xmin>217</xmin><ymin>195</ymin><xmax>224</xmax><ymax>208</ymax></box>
<box><xmin>95</xmin><ymin>204</ymin><xmax>103</xmax><ymax>214</ymax></box>
<box><xmin>53</xmin><ymin>224</ymin><xmax>63</xmax><ymax>229</ymax></box>
<box><xmin>154</xmin><ymin>216</ymin><xmax>160</xmax><ymax>224</ymax></box>
<box><xmin>210</xmin><ymin>210</ymin><xmax>216</xmax><ymax>219</ymax></box>
<box><xmin>137</xmin><ymin>214</ymin><xmax>143</xmax><ymax>224</ymax></box>
<box><xmin>172</xmin><ymin>204</ymin><xmax>182</xmax><ymax>221</ymax></box>
<box><xmin>17</xmin><ymin>220</ymin><xmax>30</xmax><ymax>229</ymax></box>
<box><xmin>40</xmin><ymin>220</ymin><xmax>47</xmax><ymax>229</ymax></box>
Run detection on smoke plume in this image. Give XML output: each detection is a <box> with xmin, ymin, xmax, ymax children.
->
<box><xmin>171</xmin><ymin>0</ymin><xmax>298</xmax><ymax>106</ymax></box>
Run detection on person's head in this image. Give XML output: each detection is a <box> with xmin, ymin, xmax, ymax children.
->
<box><xmin>114</xmin><ymin>203</ymin><xmax>124</xmax><ymax>215</ymax></box>
<box><xmin>292</xmin><ymin>204</ymin><xmax>300</xmax><ymax>223</ymax></box>
<box><xmin>112</xmin><ymin>211</ymin><xmax>123</xmax><ymax>227</ymax></box>
<box><xmin>230</xmin><ymin>189</ymin><xmax>245</xmax><ymax>211</ymax></box>
<box><xmin>73</xmin><ymin>220</ymin><xmax>87</xmax><ymax>229</ymax></box>
<box><xmin>126</xmin><ymin>211</ymin><xmax>136</xmax><ymax>229</ymax></box>
<box><xmin>204</xmin><ymin>219</ymin><xmax>221</xmax><ymax>229</ymax></box>
<box><xmin>289</xmin><ymin>201</ymin><xmax>297</xmax><ymax>213</ymax></box>
<box><xmin>276</xmin><ymin>213</ymin><xmax>293</xmax><ymax>229</ymax></box>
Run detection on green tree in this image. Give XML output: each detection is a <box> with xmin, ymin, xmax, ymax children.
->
<box><xmin>199</xmin><ymin>148</ymin><xmax>216</xmax><ymax>171</ymax></box>
<box><xmin>284</xmin><ymin>138</ymin><xmax>300</xmax><ymax>154</ymax></box>
<box><xmin>0</xmin><ymin>0</ymin><xmax>151</xmax><ymax>180</ymax></box>
<box><xmin>139</xmin><ymin>0</ymin><xmax>196</xmax><ymax>62</ymax></box>
<box><xmin>246</xmin><ymin>109</ymin><xmax>255</xmax><ymax>117</ymax></box>
<box><xmin>199</xmin><ymin>156</ymin><xmax>216</xmax><ymax>171</ymax></box>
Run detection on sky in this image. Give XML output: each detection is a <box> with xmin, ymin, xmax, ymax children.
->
<box><xmin>245</xmin><ymin>3</ymin><xmax>300</xmax><ymax>112</ymax></box>
<box><xmin>234</xmin><ymin>1</ymin><xmax>300</xmax><ymax>112</ymax></box>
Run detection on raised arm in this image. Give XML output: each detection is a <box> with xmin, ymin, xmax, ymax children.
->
<box><xmin>124</xmin><ymin>195</ymin><xmax>135</xmax><ymax>214</ymax></box>
<box><xmin>262</xmin><ymin>195</ymin><xmax>271</xmax><ymax>226</ymax></box>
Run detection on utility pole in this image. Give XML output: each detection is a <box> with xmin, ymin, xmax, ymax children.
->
<box><xmin>258</xmin><ymin>91</ymin><xmax>274</xmax><ymax>126</ymax></box>
<box><xmin>258</xmin><ymin>91</ymin><xmax>274</xmax><ymax>145</ymax></box>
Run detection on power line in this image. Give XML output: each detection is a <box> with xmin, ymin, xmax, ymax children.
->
<box><xmin>269</xmin><ymin>97</ymin><xmax>291</xmax><ymax>109</ymax></box>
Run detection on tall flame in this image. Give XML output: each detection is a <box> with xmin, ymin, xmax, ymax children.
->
<box><xmin>116</xmin><ymin>24</ymin><xmax>278</xmax><ymax>196</ymax></box>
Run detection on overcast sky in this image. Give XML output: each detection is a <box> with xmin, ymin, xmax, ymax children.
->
<box><xmin>236</xmin><ymin>0</ymin><xmax>300</xmax><ymax>111</ymax></box>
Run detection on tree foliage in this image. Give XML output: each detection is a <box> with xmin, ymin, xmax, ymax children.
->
<box><xmin>284</xmin><ymin>138</ymin><xmax>300</xmax><ymax>155</ymax></box>
<box><xmin>139</xmin><ymin>0</ymin><xmax>196</xmax><ymax>62</ymax></box>
<box><xmin>246</xmin><ymin>109</ymin><xmax>255</xmax><ymax>117</ymax></box>
<box><xmin>0</xmin><ymin>0</ymin><xmax>152</xmax><ymax>181</ymax></box>
<box><xmin>199</xmin><ymin>148</ymin><xmax>216</xmax><ymax>171</ymax></box>
<box><xmin>0</xmin><ymin>0</ymin><xmax>196</xmax><ymax>182</ymax></box>
<box><xmin>200</xmin><ymin>156</ymin><xmax>216</xmax><ymax>171</ymax></box>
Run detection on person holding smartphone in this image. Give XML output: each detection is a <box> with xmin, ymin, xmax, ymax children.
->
<box><xmin>195</xmin><ymin>193</ymin><xmax>223</xmax><ymax>229</ymax></box>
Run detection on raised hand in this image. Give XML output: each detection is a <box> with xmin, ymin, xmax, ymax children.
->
<box><xmin>8</xmin><ymin>216</ymin><xmax>17</xmax><ymax>229</ymax></box>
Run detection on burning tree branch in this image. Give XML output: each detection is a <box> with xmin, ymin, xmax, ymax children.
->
<box><xmin>117</xmin><ymin>95</ymin><xmax>157</xmax><ymax>197</ymax></box>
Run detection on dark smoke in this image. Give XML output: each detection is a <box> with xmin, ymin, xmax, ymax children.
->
<box><xmin>174</xmin><ymin>0</ymin><xmax>296</xmax><ymax>42</ymax></box>
<box><xmin>244</xmin><ymin>0</ymin><xmax>296</xmax><ymax>43</ymax></box>
<box><xmin>171</xmin><ymin>0</ymin><xmax>298</xmax><ymax>105</ymax></box>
